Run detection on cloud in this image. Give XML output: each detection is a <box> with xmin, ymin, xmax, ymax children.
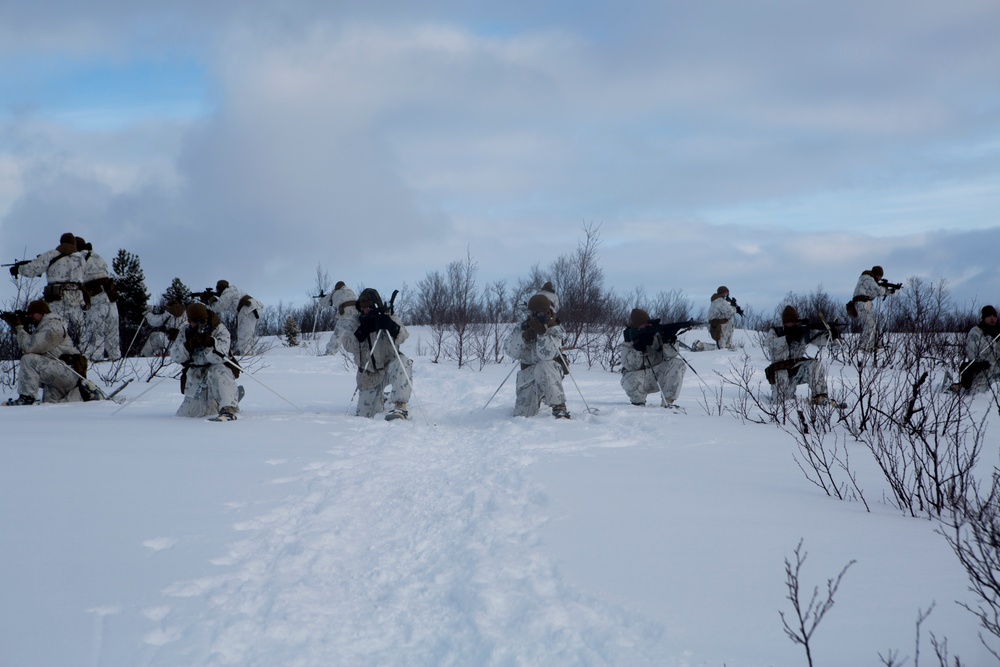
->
<box><xmin>1</xmin><ymin>1</ymin><xmax>999</xmax><ymax>313</ymax></box>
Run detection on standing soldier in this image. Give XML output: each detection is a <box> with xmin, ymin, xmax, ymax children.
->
<box><xmin>764</xmin><ymin>305</ymin><xmax>834</xmax><ymax>406</ymax></box>
<box><xmin>141</xmin><ymin>300</ymin><xmax>187</xmax><ymax>356</ymax></box>
<box><xmin>169</xmin><ymin>302</ymin><xmax>242</xmax><ymax>421</ymax></box>
<box><xmin>317</xmin><ymin>281</ymin><xmax>358</xmax><ymax>356</ymax></box>
<box><xmin>2</xmin><ymin>300</ymin><xmax>94</xmax><ymax>405</ymax></box>
<box><xmin>951</xmin><ymin>305</ymin><xmax>1000</xmax><ymax>394</ymax></box>
<box><xmin>619</xmin><ymin>309</ymin><xmax>691</xmax><ymax>409</ymax></box>
<box><xmin>708</xmin><ymin>285</ymin><xmax>742</xmax><ymax>350</ymax></box>
<box><xmin>340</xmin><ymin>288</ymin><xmax>412</xmax><ymax>420</ymax></box>
<box><xmin>10</xmin><ymin>232</ymin><xmax>86</xmax><ymax>347</ymax></box>
<box><xmin>213</xmin><ymin>280</ymin><xmax>263</xmax><ymax>355</ymax></box>
<box><xmin>503</xmin><ymin>293</ymin><xmax>570</xmax><ymax>419</ymax></box>
<box><xmin>77</xmin><ymin>238</ymin><xmax>121</xmax><ymax>361</ymax></box>
<box><xmin>850</xmin><ymin>265</ymin><xmax>898</xmax><ymax>352</ymax></box>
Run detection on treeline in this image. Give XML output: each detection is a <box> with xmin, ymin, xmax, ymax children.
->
<box><xmin>1</xmin><ymin>226</ymin><xmax>985</xmax><ymax>372</ymax></box>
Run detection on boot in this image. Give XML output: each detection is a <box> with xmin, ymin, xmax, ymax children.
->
<box><xmin>385</xmin><ymin>402</ymin><xmax>408</xmax><ymax>421</ymax></box>
<box><xmin>551</xmin><ymin>404</ymin><xmax>571</xmax><ymax>419</ymax></box>
<box><xmin>5</xmin><ymin>394</ymin><xmax>35</xmax><ymax>406</ymax></box>
<box><xmin>811</xmin><ymin>393</ymin><xmax>829</xmax><ymax>406</ymax></box>
<box><xmin>211</xmin><ymin>406</ymin><xmax>238</xmax><ymax>422</ymax></box>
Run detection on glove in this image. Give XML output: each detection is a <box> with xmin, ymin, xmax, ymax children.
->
<box><xmin>784</xmin><ymin>326</ymin><xmax>806</xmax><ymax>344</ymax></box>
<box><xmin>629</xmin><ymin>327</ymin><xmax>656</xmax><ymax>351</ymax></box>
<box><xmin>184</xmin><ymin>327</ymin><xmax>214</xmax><ymax>352</ymax></box>
<box><xmin>375</xmin><ymin>314</ymin><xmax>401</xmax><ymax>338</ymax></box>
<box><xmin>8</xmin><ymin>265</ymin><xmax>18</xmax><ymax>277</ymax></box>
<box><xmin>354</xmin><ymin>314</ymin><xmax>378</xmax><ymax>341</ymax></box>
<box><xmin>528</xmin><ymin>313</ymin><xmax>550</xmax><ymax>335</ymax></box>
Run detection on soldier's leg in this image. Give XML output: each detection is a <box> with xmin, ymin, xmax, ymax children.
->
<box><xmin>534</xmin><ymin>360</ymin><xmax>566</xmax><ymax>408</ymax></box>
<box><xmin>513</xmin><ymin>367</ymin><xmax>541</xmax><ymax>417</ymax></box>
<box><xmin>654</xmin><ymin>357</ymin><xmax>686</xmax><ymax>403</ymax></box>
<box><xmin>385</xmin><ymin>354</ymin><xmax>413</xmax><ymax>406</ymax></box>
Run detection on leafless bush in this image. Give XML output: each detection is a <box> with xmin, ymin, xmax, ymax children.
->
<box><xmin>783</xmin><ymin>403</ymin><xmax>870</xmax><ymax>511</ymax></box>
<box><xmin>780</xmin><ymin>539</ymin><xmax>855</xmax><ymax>667</ymax></box>
<box><xmin>847</xmin><ymin>369</ymin><xmax>986</xmax><ymax>519</ymax></box>
<box><xmin>942</xmin><ymin>474</ymin><xmax>1000</xmax><ymax>660</ymax></box>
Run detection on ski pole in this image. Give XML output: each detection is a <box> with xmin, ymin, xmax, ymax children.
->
<box><xmin>224</xmin><ymin>357</ymin><xmax>305</xmax><ymax>413</ymax></box>
<box><xmin>559</xmin><ymin>350</ymin><xmax>598</xmax><ymax>415</ymax></box>
<box><xmin>111</xmin><ymin>375</ymin><xmax>170</xmax><ymax>415</ymax></box>
<box><xmin>642</xmin><ymin>352</ymin><xmax>674</xmax><ymax>408</ymax></box>
<box><xmin>385</xmin><ymin>331</ymin><xmax>429</xmax><ymax>425</ymax></box>
<box><xmin>483</xmin><ymin>361</ymin><xmax>518</xmax><ymax>410</ymax></box>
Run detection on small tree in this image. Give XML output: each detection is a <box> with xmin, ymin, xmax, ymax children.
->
<box><xmin>284</xmin><ymin>316</ymin><xmax>300</xmax><ymax>347</ymax></box>
<box><xmin>161</xmin><ymin>277</ymin><xmax>191</xmax><ymax>306</ymax></box>
<box><xmin>112</xmin><ymin>249</ymin><xmax>150</xmax><ymax>358</ymax></box>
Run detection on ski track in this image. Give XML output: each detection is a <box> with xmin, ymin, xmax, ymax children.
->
<box><xmin>140</xmin><ymin>397</ymin><xmax>668</xmax><ymax>666</ymax></box>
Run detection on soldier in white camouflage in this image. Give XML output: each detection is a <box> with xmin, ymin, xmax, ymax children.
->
<box><xmin>339</xmin><ymin>288</ymin><xmax>412</xmax><ymax>420</ymax></box>
<box><xmin>952</xmin><ymin>305</ymin><xmax>1000</xmax><ymax>394</ymax></box>
<box><xmin>2</xmin><ymin>301</ymin><xmax>89</xmax><ymax>405</ymax></box>
<box><xmin>503</xmin><ymin>293</ymin><xmax>569</xmax><ymax>419</ymax></box>
<box><xmin>77</xmin><ymin>238</ymin><xmax>121</xmax><ymax>361</ymax></box>
<box><xmin>317</xmin><ymin>281</ymin><xmax>358</xmax><ymax>356</ymax></box>
<box><xmin>213</xmin><ymin>280</ymin><xmax>263</xmax><ymax>355</ymax></box>
<box><xmin>11</xmin><ymin>232</ymin><xmax>86</xmax><ymax>348</ymax></box>
<box><xmin>619</xmin><ymin>308</ymin><xmax>688</xmax><ymax>408</ymax></box>
<box><xmin>169</xmin><ymin>302</ymin><xmax>242</xmax><ymax>421</ymax></box>
<box><xmin>764</xmin><ymin>305</ymin><xmax>833</xmax><ymax>405</ymax></box>
<box><xmin>141</xmin><ymin>300</ymin><xmax>187</xmax><ymax>356</ymax></box>
<box><xmin>708</xmin><ymin>286</ymin><xmax>740</xmax><ymax>350</ymax></box>
<box><xmin>850</xmin><ymin>265</ymin><xmax>896</xmax><ymax>352</ymax></box>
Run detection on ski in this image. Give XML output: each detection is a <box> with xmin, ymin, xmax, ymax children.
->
<box><xmin>105</xmin><ymin>378</ymin><xmax>133</xmax><ymax>403</ymax></box>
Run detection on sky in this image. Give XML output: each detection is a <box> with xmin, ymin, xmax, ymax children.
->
<box><xmin>1</xmin><ymin>1</ymin><xmax>998</xmax><ymax>313</ymax></box>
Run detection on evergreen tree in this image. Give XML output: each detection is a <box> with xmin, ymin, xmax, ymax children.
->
<box><xmin>162</xmin><ymin>277</ymin><xmax>192</xmax><ymax>306</ymax></box>
<box><xmin>284</xmin><ymin>316</ymin><xmax>300</xmax><ymax>347</ymax></box>
<box><xmin>112</xmin><ymin>249</ymin><xmax>150</xmax><ymax>357</ymax></box>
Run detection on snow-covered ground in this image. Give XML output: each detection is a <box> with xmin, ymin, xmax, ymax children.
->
<box><xmin>2</xmin><ymin>328</ymin><xmax>996</xmax><ymax>666</ymax></box>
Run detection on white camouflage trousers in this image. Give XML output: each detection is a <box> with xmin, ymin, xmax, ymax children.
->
<box><xmin>621</xmin><ymin>357</ymin><xmax>686</xmax><ymax>404</ymax></box>
<box><xmin>857</xmin><ymin>301</ymin><xmax>879</xmax><ymax>351</ymax></box>
<box><xmin>513</xmin><ymin>359</ymin><xmax>566</xmax><ymax>417</ymax></box>
<box><xmin>81</xmin><ymin>294</ymin><xmax>121</xmax><ymax>361</ymax></box>
<box><xmin>176</xmin><ymin>364</ymin><xmax>240</xmax><ymax>418</ymax></box>
<box><xmin>356</xmin><ymin>354</ymin><xmax>413</xmax><ymax>418</ymax></box>
<box><xmin>770</xmin><ymin>359</ymin><xmax>828</xmax><ymax>402</ymax></box>
<box><xmin>234</xmin><ymin>300</ymin><xmax>262</xmax><ymax>355</ymax></box>
<box><xmin>18</xmin><ymin>353</ymin><xmax>82</xmax><ymax>403</ymax></box>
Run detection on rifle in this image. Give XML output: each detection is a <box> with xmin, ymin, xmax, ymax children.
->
<box><xmin>190</xmin><ymin>287</ymin><xmax>217</xmax><ymax>304</ymax></box>
<box><xmin>624</xmin><ymin>319</ymin><xmax>702</xmax><ymax>347</ymax></box>
<box><xmin>0</xmin><ymin>310</ymin><xmax>30</xmax><ymax>328</ymax></box>
<box><xmin>4</xmin><ymin>259</ymin><xmax>31</xmax><ymax>277</ymax></box>
<box><xmin>725</xmin><ymin>296</ymin><xmax>744</xmax><ymax>316</ymax></box>
<box><xmin>782</xmin><ymin>317</ymin><xmax>845</xmax><ymax>342</ymax></box>
<box><xmin>878</xmin><ymin>278</ymin><xmax>903</xmax><ymax>292</ymax></box>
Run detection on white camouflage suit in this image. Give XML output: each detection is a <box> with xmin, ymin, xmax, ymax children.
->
<box><xmin>14</xmin><ymin>312</ymin><xmax>85</xmax><ymax>403</ymax></box>
<box><xmin>852</xmin><ymin>271</ymin><xmax>887</xmax><ymax>352</ymax></box>
<box><xmin>169</xmin><ymin>313</ymin><xmax>240</xmax><ymax>418</ymax></box>
<box><xmin>317</xmin><ymin>283</ymin><xmax>358</xmax><ymax>356</ymax></box>
<box><xmin>765</xmin><ymin>318</ymin><xmax>831</xmax><ymax>402</ymax></box>
<box><xmin>80</xmin><ymin>248</ymin><xmax>121</xmax><ymax>361</ymax></box>
<box><xmin>708</xmin><ymin>293</ymin><xmax>738</xmax><ymax>350</ymax></box>
<box><xmin>340</xmin><ymin>308</ymin><xmax>412</xmax><ymax>418</ymax></box>
<box><xmin>503</xmin><ymin>319</ymin><xmax>567</xmax><ymax>417</ymax></box>
<box><xmin>141</xmin><ymin>306</ymin><xmax>186</xmax><ymax>356</ymax></box>
<box><xmin>619</xmin><ymin>317</ymin><xmax>687</xmax><ymax>406</ymax></box>
<box><xmin>963</xmin><ymin>318</ymin><xmax>1000</xmax><ymax>394</ymax></box>
<box><xmin>214</xmin><ymin>282</ymin><xmax>262</xmax><ymax>355</ymax></box>
<box><xmin>17</xmin><ymin>240</ymin><xmax>86</xmax><ymax>347</ymax></box>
